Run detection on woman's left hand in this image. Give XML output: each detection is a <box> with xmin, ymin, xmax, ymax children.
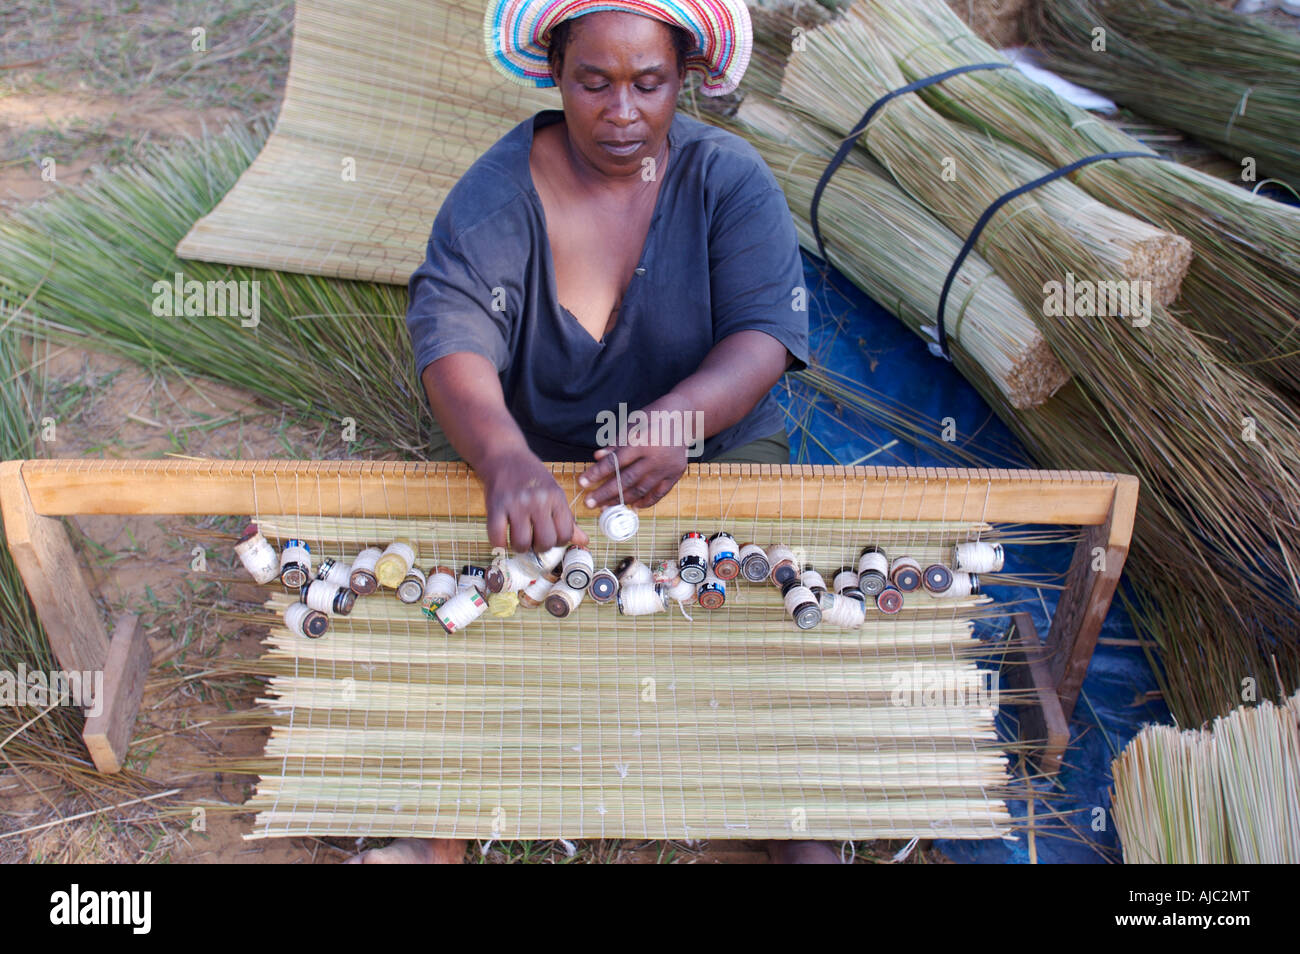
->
<box><xmin>578</xmin><ymin>443</ymin><xmax>688</xmax><ymax>512</ymax></box>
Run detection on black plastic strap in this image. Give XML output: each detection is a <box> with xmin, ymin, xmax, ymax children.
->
<box><xmin>809</xmin><ymin>63</ymin><xmax>1011</xmax><ymax>262</ymax></box>
<box><xmin>932</xmin><ymin>150</ymin><xmax>1170</xmax><ymax>362</ymax></box>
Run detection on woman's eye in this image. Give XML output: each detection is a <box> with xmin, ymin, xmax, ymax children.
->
<box><xmin>636</xmin><ymin>85</ymin><xmax>659</xmax><ymax>93</ymax></box>
<box><xmin>583</xmin><ymin>84</ymin><xmax>607</xmax><ymax>92</ymax></box>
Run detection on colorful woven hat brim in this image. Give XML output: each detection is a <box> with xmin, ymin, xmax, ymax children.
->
<box><xmin>484</xmin><ymin>0</ymin><xmax>752</xmax><ymax>97</ymax></box>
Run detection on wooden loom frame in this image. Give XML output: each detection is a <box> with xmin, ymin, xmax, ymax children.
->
<box><xmin>0</xmin><ymin>458</ymin><xmax>1137</xmax><ymax>777</ymax></box>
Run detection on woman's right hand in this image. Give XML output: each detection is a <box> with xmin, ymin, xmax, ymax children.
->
<box><xmin>477</xmin><ymin>447</ymin><xmax>590</xmax><ymax>553</ymax></box>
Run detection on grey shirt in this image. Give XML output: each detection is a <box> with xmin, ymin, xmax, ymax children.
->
<box><xmin>406</xmin><ymin>107</ymin><xmax>810</xmax><ymax>462</ymax></box>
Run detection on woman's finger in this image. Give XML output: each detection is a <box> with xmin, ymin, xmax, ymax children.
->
<box><xmin>587</xmin><ymin>455</ymin><xmax>657</xmax><ymax>509</ymax></box>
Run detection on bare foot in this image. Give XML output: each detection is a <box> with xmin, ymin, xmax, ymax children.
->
<box><xmin>345</xmin><ymin>837</ymin><xmax>468</xmax><ymax>864</ymax></box>
<box><xmin>764</xmin><ymin>840</ymin><xmax>843</xmax><ymax>864</ymax></box>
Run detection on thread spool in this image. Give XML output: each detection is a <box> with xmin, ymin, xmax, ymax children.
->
<box><xmin>520</xmin><ymin>546</ymin><xmax>567</xmax><ymax>578</ymax></box>
<box><xmin>942</xmin><ymin>572</ymin><xmax>980</xmax><ymax>599</ymax></box>
<box><xmin>285</xmin><ymin>601</ymin><xmax>329</xmax><ymax>638</ymax></box>
<box><xmin>588</xmin><ymin>568</ymin><xmax>618</xmax><ymax>603</ymax></box>
<box><xmin>305</xmin><ymin>579</ymin><xmax>356</xmax><ymax>615</ymax></box>
<box><xmin>375</xmin><ymin>540</ymin><xmax>417</xmax><ymax>589</ymax></box>
<box><xmin>279</xmin><ymin>539</ymin><xmax>311</xmax><ymax>589</ymax></box>
<box><xmin>738</xmin><ymin>543</ymin><xmax>770</xmax><ymax>583</ymax></box>
<box><xmin>434</xmin><ymin>588</ymin><xmax>488</xmax><ymax>634</ymax></box>
<box><xmin>953</xmin><ymin>541</ymin><xmax>1003</xmax><ymax>574</ymax></box>
<box><xmin>889</xmin><ymin>556</ymin><xmax>922</xmax><ymax>592</ymax></box>
<box><xmin>457</xmin><ymin>564</ymin><xmax>487</xmax><ymax>594</ymax></box>
<box><xmin>875</xmin><ymin>585</ymin><xmax>903</xmax><ymax>615</ymax></box>
<box><xmin>651</xmin><ymin>560</ymin><xmax>677</xmax><ymax>585</ymax></box>
<box><xmin>544</xmin><ymin>581</ymin><xmax>585</xmax><ymax>618</ymax></box>
<box><xmin>234</xmin><ymin>524</ymin><xmax>279</xmax><ymax>584</ymax></box>
<box><xmin>666</xmin><ymin>576</ymin><xmax>696</xmax><ymax>605</ymax></box>
<box><xmin>420</xmin><ymin>567</ymin><xmax>457</xmax><ymax>617</ymax></box>
<box><xmin>519</xmin><ymin>575</ymin><xmax>553</xmax><ymax>608</ymax></box>
<box><xmin>617</xmin><ymin>583</ymin><xmax>668</xmax><ymax>617</ymax></box>
<box><xmin>833</xmin><ymin>566</ymin><xmax>864</xmax><ymax>602</ymax></box>
<box><xmin>821</xmin><ymin>592</ymin><xmax>866</xmax><ymax>628</ymax></box>
<box><xmin>616</xmin><ymin>557</ymin><xmax>654</xmax><ymax>588</ymax></box>
<box><xmin>707</xmin><ymin>532</ymin><xmax>740</xmax><ymax>581</ymax></box>
<box><xmin>800</xmin><ymin>568</ymin><xmax>827</xmax><ymax>597</ymax></box>
<box><xmin>598</xmin><ymin>504</ymin><xmax>639</xmax><ymax>542</ymax></box>
<box><xmin>488</xmin><ymin>591</ymin><xmax>519</xmax><ymax>618</ymax></box>
<box><xmin>856</xmin><ymin>546</ymin><xmax>888</xmax><ymax>596</ymax></box>
<box><xmin>677</xmin><ymin>532</ymin><xmax>708</xmax><ymax>584</ymax></box>
<box><xmin>315</xmin><ymin>557</ymin><xmax>352</xmax><ymax>587</ymax></box>
<box><xmin>697</xmin><ymin>570</ymin><xmax>726</xmax><ymax>610</ymax></box>
<box><xmin>923</xmin><ymin>564</ymin><xmax>954</xmax><ymax>594</ymax></box>
<box><xmin>562</xmin><ymin>547</ymin><xmax>594</xmax><ymax>590</ymax></box>
<box><xmin>486</xmin><ymin>557</ymin><xmax>532</xmax><ymax>594</ymax></box>
<box><xmin>397</xmin><ymin>566</ymin><xmax>427</xmax><ymax>603</ymax></box>
<box><xmin>349</xmin><ymin>547</ymin><xmax>382</xmax><ymax>595</ymax></box>
<box><xmin>766</xmin><ymin>544</ymin><xmax>798</xmax><ymax>587</ymax></box>
<box><xmin>781</xmin><ymin>580</ymin><xmax>821</xmax><ymax>630</ymax></box>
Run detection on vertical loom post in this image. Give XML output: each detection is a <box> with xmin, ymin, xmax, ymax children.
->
<box><xmin>1044</xmin><ymin>474</ymin><xmax>1139</xmax><ymax>717</ymax></box>
<box><xmin>0</xmin><ymin>461</ymin><xmax>147</xmax><ymax>774</ymax></box>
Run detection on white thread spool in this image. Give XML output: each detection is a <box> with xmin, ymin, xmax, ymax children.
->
<box><xmin>707</xmin><ymin>532</ymin><xmax>740</xmax><ymax>580</ymax></box>
<box><xmin>889</xmin><ymin>555</ymin><xmax>922</xmax><ymax>592</ymax></box>
<box><xmin>316</xmin><ymin>558</ymin><xmax>352</xmax><ymax>587</ymax></box>
<box><xmin>435</xmin><ymin>588</ymin><xmax>488</xmax><ymax>633</ymax></box>
<box><xmin>738</xmin><ymin>543</ymin><xmax>770</xmax><ymax>582</ymax></box>
<box><xmin>458</xmin><ymin>564</ymin><xmax>487</xmax><ymax>593</ymax></box>
<box><xmin>765</xmin><ymin>544</ymin><xmax>798</xmax><ymax>586</ymax></box>
<box><xmin>544</xmin><ymin>581</ymin><xmax>585</xmax><ymax>618</ymax></box>
<box><xmin>616</xmin><ymin>557</ymin><xmax>654</xmax><ymax>588</ymax></box>
<box><xmin>856</xmin><ymin>546</ymin><xmax>889</xmax><ymax>595</ymax></box>
<box><xmin>487</xmin><ymin>557</ymin><xmax>532</xmax><ymax>593</ymax></box>
<box><xmin>677</xmin><ymin>532</ymin><xmax>709</xmax><ymax>584</ymax></box>
<box><xmin>562</xmin><ymin>547</ymin><xmax>594</xmax><ymax>590</ymax></box>
<box><xmin>285</xmin><ymin>601</ymin><xmax>329</xmax><ymax>638</ymax></box>
<box><xmin>953</xmin><ymin>541</ymin><xmax>1003</xmax><ymax>573</ymax></box>
<box><xmin>599</xmin><ymin>504</ymin><xmax>639</xmax><ymax>542</ymax></box>
<box><xmin>234</xmin><ymin>525</ymin><xmax>278</xmax><ymax>584</ymax></box>
<box><xmin>421</xmin><ymin>567</ymin><xmax>457</xmax><ymax>613</ymax></box>
<box><xmin>375</xmin><ymin>540</ymin><xmax>417</xmax><ymax>589</ymax></box>
<box><xmin>697</xmin><ymin>569</ymin><xmax>726</xmax><ymax>609</ymax></box>
<box><xmin>651</xmin><ymin>560</ymin><xmax>677</xmax><ymax>585</ymax></box>
<box><xmin>279</xmin><ymin>539</ymin><xmax>312</xmax><ymax>588</ymax></box>
<box><xmin>617</xmin><ymin>583</ymin><xmax>668</xmax><ymax>617</ymax></box>
<box><xmin>519</xmin><ymin>575</ymin><xmax>554</xmax><ymax>608</ymax></box>
<box><xmin>588</xmin><ymin>568</ymin><xmax>619</xmax><ymax>603</ymax></box>
<box><xmin>943</xmin><ymin>572</ymin><xmax>980</xmax><ymax>599</ymax></box>
<box><xmin>349</xmin><ymin>547</ymin><xmax>382</xmax><ymax>595</ymax></box>
<box><xmin>398</xmin><ymin>566</ymin><xmax>427</xmax><ymax>603</ymax></box>
<box><xmin>800</xmin><ymin>568</ymin><xmax>827</xmax><ymax>595</ymax></box>
<box><xmin>532</xmin><ymin>546</ymin><xmax>568</xmax><ymax>575</ymax></box>
<box><xmin>821</xmin><ymin>592</ymin><xmax>866</xmax><ymax>628</ymax></box>
<box><xmin>305</xmin><ymin>580</ymin><xmax>356</xmax><ymax>615</ymax></box>
<box><xmin>666</xmin><ymin>576</ymin><xmax>696</xmax><ymax>605</ymax></box>
<box><xmin>782</xmin><ymin>582</ymin><xmax>821</xmax><ymax>630</ymax></box>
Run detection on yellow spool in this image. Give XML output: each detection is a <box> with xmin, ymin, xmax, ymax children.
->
<box><xmin>375</xmin><ymin>539</ymin><xmax>417</xmax><ymax>588</ymax></box>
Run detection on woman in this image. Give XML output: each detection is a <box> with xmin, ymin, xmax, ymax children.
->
<box><xmin>405</xmin><ymin>0</ymin><xmax>809</xmax><ymax>555</ymax></box>
<box><xmin>358</xmin><ymin>0</ymin><xmax>834</xmax><ymax>864</ymax></box>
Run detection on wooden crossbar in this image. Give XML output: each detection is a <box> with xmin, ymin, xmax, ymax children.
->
<box><xmin>0</xmin><ymin>459</ymin><xmax>1138</xmax><ymax>776</ymax></box>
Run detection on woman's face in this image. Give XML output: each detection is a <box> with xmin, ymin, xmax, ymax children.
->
<box><xmin>550</xmin><ymin>12</ymin><xmax>684</xmax><ymax>176</ymax></box>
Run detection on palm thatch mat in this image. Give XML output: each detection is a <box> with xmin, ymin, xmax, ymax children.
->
<box><xmin>174</xmin><ymin>0</ymin><xmax>557</xmax><ymax>282</ymax></box>
<box><xmin>235</xmin><ymin>516</ymin><xmax>1017</xmax><ymax>841</ymax></box>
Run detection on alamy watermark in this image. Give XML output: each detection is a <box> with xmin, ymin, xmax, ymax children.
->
<box><xmin>888</xmin><ymin>664</ymin><xmax>999</xmax><ymax>709</ymax></box>
<box><xmin>151</xmin><ymin>271</ymin><xmax>260</xmax><ymax>327</ymax></box>
<box><xmin>595</xmin><ymin>402</ymin><xmax>705</xmax><ymax>459</ymax></box>
<box><xmin>0</xmin><ymin>664</ymin><xmax>103</xmax><ymax>717</ymax></box>
<box><xmin>1043</xmin><ymin>272</ymin><xmax>1151</xmax><ymax>327</ymax></box>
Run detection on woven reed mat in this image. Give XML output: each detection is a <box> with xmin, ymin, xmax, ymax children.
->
<box><xmin>175</xmin><ymin>0</ymin><xmax>555</xmax><ymax>282</ymax></box>
<box><xmin>241</xmin><ymin>515</ymin><xmax>1013</xmax><ymax>841</ymax></box>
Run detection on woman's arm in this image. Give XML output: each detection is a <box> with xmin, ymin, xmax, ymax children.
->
<box><xmin>422</xmin><ymin>353</ymin><xmax>589</xmax><ymax>552</ymax></box>
<box><xmin>577</xmin><ymin>329</ymin><xmax>793</xmax><ymax>509</ymax></box>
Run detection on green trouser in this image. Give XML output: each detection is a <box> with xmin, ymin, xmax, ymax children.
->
<box><xmin>424</xmin><ymin>425</ymin><xmax>791</xmax><ymax>465</ymax></box>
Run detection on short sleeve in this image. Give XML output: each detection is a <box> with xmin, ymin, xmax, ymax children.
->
<box><xmin>708</xmin><ymin>161</ymin><xmax>810</xmax><ymax>373</ymax></box>
<box><xmin>405</xmin><ymin>216</ymin><xmax>514</xmax><ymax>380</ymax></box>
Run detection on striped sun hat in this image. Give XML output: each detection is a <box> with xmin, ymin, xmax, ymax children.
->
<box><xmin>484</xmin><ymin>0</ymin><xmax>752</xmax><ymax>97</ymax></box>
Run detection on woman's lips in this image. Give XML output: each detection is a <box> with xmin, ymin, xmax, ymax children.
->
<box><xmin>599</xmin><ymin>140</ymin><xmax>643</xmax><ymax>156</ymax></box>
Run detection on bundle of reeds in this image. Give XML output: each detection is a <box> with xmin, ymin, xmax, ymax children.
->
<box><xmin>1112</xmin><ymin>691</ymin><xmax>1300</xmax><ymax>863</ymax></box>
<box><xmin>730</xmin><ymin>98</ymin><xmax>1069</xmax><ymax>408</ymax></box>
<box><xmin>1031</xmin><ymin>0</ymin><xmax>1300</xmax><ymax>182</ymax></box>
<box><xmin>861</xmin><ymin>0</ymin><xmax>1300</xmax><ymax>394</ymax></box>
<box><xmin>774</xmin><ymin>3</ymin><xmax>1300</xmax><ymax>594</ymax></box>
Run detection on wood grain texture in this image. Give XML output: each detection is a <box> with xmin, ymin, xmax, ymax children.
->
<box><xmin>82</xmin><ymin>613</ymin><xmax>151</xmax><ymax>774</ymax></box>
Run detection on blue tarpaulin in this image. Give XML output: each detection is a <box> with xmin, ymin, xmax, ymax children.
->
<box><xmin>777</xmin><ymin>254</ymin><xmax>1170</xmax><ymax>863</ymax></box>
